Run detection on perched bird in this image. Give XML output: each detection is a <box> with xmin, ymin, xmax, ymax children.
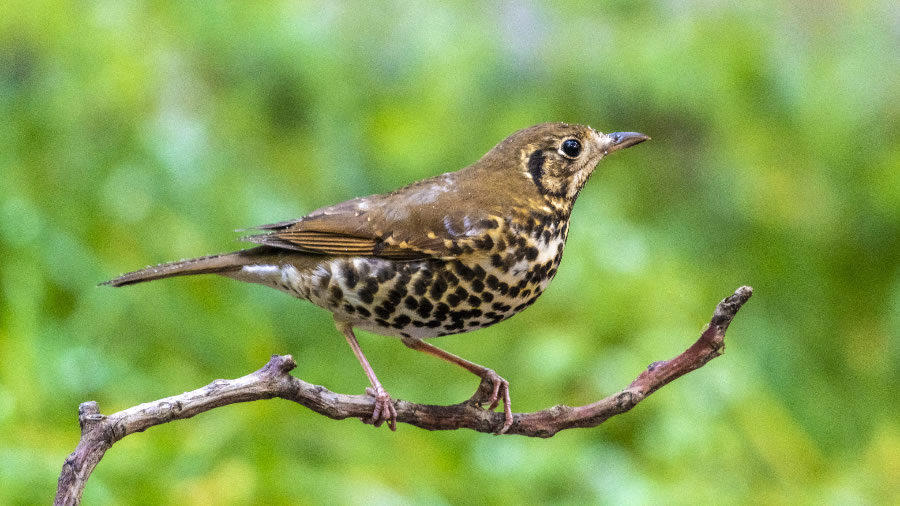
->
<box><xmin>104</xmin><ymin>122</ymin><xmax>649</xmax><ymax>433</ymax></box>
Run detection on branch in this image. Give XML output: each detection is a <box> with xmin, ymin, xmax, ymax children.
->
<box><xmin>55</xmin><ymin>286</ymin><xmax>752</xmax><ymax>505</ymax></box>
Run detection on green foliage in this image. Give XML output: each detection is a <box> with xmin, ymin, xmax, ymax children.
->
<box><xmin>1</xmin><ymin>1</ymin><xmax>898</xmax><ymax>503</ymax></box>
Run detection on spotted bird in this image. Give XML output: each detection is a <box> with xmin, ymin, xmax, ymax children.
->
<box><xmin>104</xmin><ymin>123</ymin><xmax>649</xmax><ymax>433</ymax></box>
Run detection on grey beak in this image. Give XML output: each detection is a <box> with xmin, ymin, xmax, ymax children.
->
<box><xmin>606</xmin><ymin>132</ymin><xmax>651</xmax><ymax>153</ymax></box>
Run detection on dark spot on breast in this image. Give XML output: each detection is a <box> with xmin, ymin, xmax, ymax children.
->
<box><xmin>404</xmin><ymin>296</ymin><xmax>418</xmax><ymax>310</ymax></box>
<box><xmin>392</xmin><ymin>314</ymin><xmax>411</xmax><ymax>329</ymax></box>
<box><xmin>454</xmin><ymin>261</ymin><xmax>474</xmax><ymax>280</ymax></box>
<box><xmin>413</xmin><ymin>278</ymin><xmax>429</xmax><ymax>295</ymax></box>
<box><xmin>343</xmin><ymin>264</ymin><xmax>358</xmax><ymax>289</ymax></box>
<box><xmin>490</xmin><ymin>254</ymin><xmax>504</xmax><ymax>268</ymax></box>
<box><xmin>467</xmin><ymin>295</ymin><xmax>482</xmax><ymax>307</ymax></box>
<box><xmin>416</xmin><ymin>298</ymin><xmax>434</xmax><ymax>318</ymax></box>
<box><xmin>395</xmin><ymin>282</ymin><xmax>409</xmax><ymax>297</ymax></box>
<box><xmin>481</xmin><ymin>291</ymin><xmax>494</xmax><ymax>303</ymax></box>
<box><xmin>430</xmin><ymin>279</ymin><xmax>448</xmax><ymax>300</ymax></box>
<box><xmin>396</xmin><ymin>268</ymin><xmax>412</xmax><ymax>287</ymax></box>
<box><xmin>374</xmin><ymin>304</ymin><xmax>392</xmax><ymax>319</ymax></box>
<box><xmin>387</xmin><ymin>289</ymin><xmax>403</xmax><ymax>305</ymax></box>
<box><xmin>449</xmin><ymin>310</ymin><xmax>468</xmax><ymax>321</ymax></box>
<box><xmin>446</xmin><ymin>293</ymin><xmax>461</xmax><ymax>307</ymax></box>
<box><xmin>375</xmin><ymin>318</ymin><xmax>390</xmax><ymax>327</ymax></box>
<box><xmin>358</xmin><ymin>288</ymin><xmax>375</xmax><ymax>304</ymax></box>
<box><xmin>444</xmin><ymin>321</ymin><xmax>465</xmax><ymax>332</ymax></box>
<box><xmin>343</xmin><ymin>304</ymin><xmax>356</xmax><ymax>314</ymax></box>
<box><xmin>470</xmin><ymin>278</ymin><xmax>485</xmax><ymax>293</ymax></box>
<box><xmin>508</xmin><ymin>286</ymin><xmax>520</xmax><ymax>297</ymax></box>
<box><xmin>444</xmin><ymin>271</ymin><xmax>459</xmax><ymax>286</ymax></box>
<box><xmin>524</xmin><ymin>220</ymin><xmax>536</xmax><ymax>236</ymax></box>
<box><xmin>486</xmin><ymin>275</ymin><xmax>499</xmax><ymax>290</ymax></box>
<box><xmin>355</xmin><ymin>306</ymin><xmax>371</xmax><ymax>318</ymax></box>
<box><xmin>472</xmin><ymin>265</ymin><xmax>486</xmax><ymax>280</ymax></box>
<box><xmin>376</xmin><ymin>267</ymin><xmax>395</xmax><ymax>283</ymax></box>
<box><xmin>525</xmin><ymin>247</ymin><xmax>539</xmax><ymax>261</ymax></box>
<box><xmin>433</xmin><ymin>302</ymin><xmax>450</xmax><ymax>321</ymax></box>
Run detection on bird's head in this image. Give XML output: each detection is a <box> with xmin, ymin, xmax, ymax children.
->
<box><xmin>480</xmin><ymin>122</ymin><xmax>649</xmax><ymax>213</ymax></box>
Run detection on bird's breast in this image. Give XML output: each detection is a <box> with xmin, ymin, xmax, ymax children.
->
<box><xmin>232</xmin><ymin>214</ymin><xmax>569</xmax><ymax>339</ymax></box>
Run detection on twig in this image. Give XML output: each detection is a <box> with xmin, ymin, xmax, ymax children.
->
<box><xmin>55</xmin><ymin>286</ymin><xmax>752</xmax><ymax>505</ymax></box>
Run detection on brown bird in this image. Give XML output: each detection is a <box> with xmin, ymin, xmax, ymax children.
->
<box><xmin>104</xmin><ymin>122</ymin><xmax>649</xmax><ymax>433</ymax></box>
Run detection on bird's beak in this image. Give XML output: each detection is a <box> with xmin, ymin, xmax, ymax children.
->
<box><xmin>605</xmin><ymin>132</ymin><xmax>651</xmax><ymax>153</ymax></box>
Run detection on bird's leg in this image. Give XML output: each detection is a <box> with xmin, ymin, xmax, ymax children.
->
<box><xmin>335</xmin><ymin>320</ymin><xmax>397</xmax><ymax>431</ymax></box>
<box><xmin>402</xmin><ymin>338</ymin><xmax>513</xmax><ymax>434</ymax></box>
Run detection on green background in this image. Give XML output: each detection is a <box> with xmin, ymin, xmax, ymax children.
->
<box><xmin>2</xmin><ymin>1</ymin><xmax>898</xmax><ymax>504</ymax></box>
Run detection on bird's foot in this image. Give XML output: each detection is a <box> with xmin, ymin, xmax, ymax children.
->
<box><xmin>363</xmin><ymin>386</ymin><xmax>397</xmax><ymax>431</ymax></box>
<box><xmin>470</xmin><ymin>369</ymin><xmax>513</xmax><ymax>434</ymax></box>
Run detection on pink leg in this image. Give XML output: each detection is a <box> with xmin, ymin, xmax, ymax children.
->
<box><xmin>402</xmin><ymin>338</ymin><xmax>513</xmax><ymax>434</ymax></box>
<box><xmin>335</xmin><ymin>320</ymin><xmax>397</xmax><ymax>431</ymax></box>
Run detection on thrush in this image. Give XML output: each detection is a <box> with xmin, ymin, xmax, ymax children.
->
<box><xmin>104</xmin><ymin>122</ymin><xmax>649</xmax><ymax>433</ymax></box>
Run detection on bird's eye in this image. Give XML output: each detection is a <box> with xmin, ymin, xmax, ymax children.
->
<box><xmin>560</xmin><ymin>139</ymin><xmax>582</xmax><ymax>158</ymax></box>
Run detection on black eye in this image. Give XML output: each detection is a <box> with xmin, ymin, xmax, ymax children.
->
<box><xmin>561</xmin><ymin>139</ymin><xmax>582</xmax><ymax>158</ymax></box>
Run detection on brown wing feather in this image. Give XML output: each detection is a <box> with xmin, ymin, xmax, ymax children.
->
<box><xmin>242</xmin><ymin>169</ymin><xmax>513</xmax><ymax>260</ymax></box>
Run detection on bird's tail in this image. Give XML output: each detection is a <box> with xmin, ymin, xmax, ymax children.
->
<box><xmin>101</xmin><ymin>250</ymin><xmax>255</xmax><ymax>287</ymax></box>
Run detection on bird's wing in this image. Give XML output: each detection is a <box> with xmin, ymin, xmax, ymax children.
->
<box><xmin>242</xmin><ymin>172</ymin><xmax>505</xmax><ymax>260</ymax></box>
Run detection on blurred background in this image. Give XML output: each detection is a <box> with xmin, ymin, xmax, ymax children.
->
<box><xmin>2</xmin><ymin>1</ymin><xmax>898</xmax><ymax>504</ymax></box>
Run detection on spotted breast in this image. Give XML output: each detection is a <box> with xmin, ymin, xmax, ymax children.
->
<box><xmin>231</xmin><ymin>209</ymin><xmax>568</xmax><ymax>339</ymax></box>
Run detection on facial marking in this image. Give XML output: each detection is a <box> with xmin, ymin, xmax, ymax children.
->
<box><xmin>527</xmin><ymin>150</ymin><xmax>546</xmax><ymax>193</ymax></box>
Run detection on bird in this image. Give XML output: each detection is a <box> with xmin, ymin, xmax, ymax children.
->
<box><xmin>103</xmin><ymin>122</ymin><xmax>649</xmax><ymax>433</ymax></box>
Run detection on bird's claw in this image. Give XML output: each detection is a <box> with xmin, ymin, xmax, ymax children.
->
<box><xmin>362</xmin><ymin>386</ymin><xmax>397</xmax><ymax>431</ymax></box>
<box><xmin>472</xmin><ymin>369</ymin><xmax>513</xmax><ymax>434</ymax></box>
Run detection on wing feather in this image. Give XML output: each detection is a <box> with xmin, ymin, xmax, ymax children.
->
<box><xmin>242</xmin><ymin>170</ymin><xmax>508</xmax><ymax>260</ymax></box>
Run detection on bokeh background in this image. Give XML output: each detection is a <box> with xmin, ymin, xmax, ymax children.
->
<box><xmin>2</xmin><ymin>1</ymin><xmax>898</xmax><ymax>504</ymax></box>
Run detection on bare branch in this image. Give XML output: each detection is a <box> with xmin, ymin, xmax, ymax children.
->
<box><xmin>55</xmin><ymin>286</ymin><xmax>752</xmax><ymax>505</ymax></box>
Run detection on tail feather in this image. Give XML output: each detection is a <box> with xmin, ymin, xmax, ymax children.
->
<box><xmin>101</xmin><ymin>251</ymin><xmax>249</xmax><ymax>287</ymax></box>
